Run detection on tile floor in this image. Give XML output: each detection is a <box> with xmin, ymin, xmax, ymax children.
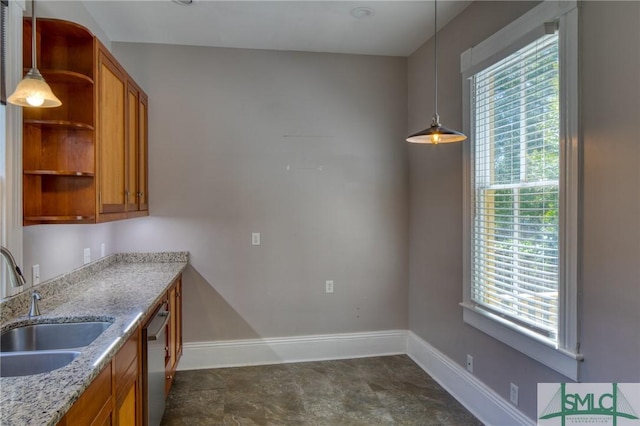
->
<box><xmin>160</xmin><ymin>355</ymin><xmax>483</xmax><ymax>425</ymax></box>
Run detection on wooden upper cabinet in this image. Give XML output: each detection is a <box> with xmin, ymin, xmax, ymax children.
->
<box><xmin>126</xmin><ymin>81</ymin><xmax>149</xmax><ymax>215</ymax></box>
<box><xmin>126</xmin><ymin>85</ymin><xmax>139</xmax><ymax>212</ymax></box>
<box><xmin>22</xmin><ymin>19</ymin><xmax>96</xmax><ymax>225</ymax></box>
<box><xmin>138</xmin><ymin>93</ymin><xmax>149</xmax><ymax>212</ymax></box>
<box><xmin>98</xmin><ymin>45</ymin><xmax>127</xmax><ymax>216</ymax></box>
<box><xmin>22</xmin><ymin>19</ymin><xmax>149</xmax><ymax>226</ymax></box>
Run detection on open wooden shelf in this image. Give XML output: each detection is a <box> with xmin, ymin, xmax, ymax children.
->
<box><xmin>24</xmin><ymin>215</ymin><xmax>96</xmax><ymax>225</ymax></box>
<box><xmin>24</xmin><ymin>119</ymin><xmax>94</xmax><ymax>130</ymax></box>
<box><xmin>24</xmin><ymin>68</ymin><xmax>94</xmax><ymax>85</ymax></box>
<box><xmin>24</xmin><ymin>170</ymin><xmax>95</xmax><ymax>177</ymax></box>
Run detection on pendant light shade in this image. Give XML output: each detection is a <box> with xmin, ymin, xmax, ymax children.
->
<box><xmin>407</xmin><ymin>0</ymin><xmax>464</xmax><ymax>144</ymax></box>
<box><xmin>406</xmin><ymin>113</ymin><xmax>467</xmax><ymax>144</ymax></box>
<box><xmin>7</xmin><ymin>0</ymin><xmax>62</xmax><ymax>108</ymax></box>
<box><xmin>8</xmin><ymin>68</ymin><xmax>61</xmax><ymax>107</ymax></box>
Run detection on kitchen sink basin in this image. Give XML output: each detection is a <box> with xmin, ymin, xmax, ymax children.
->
<box><xmin>0</xmin><ymin>351</ymin><xmax>81</xmax><ymax>377</ymax></box>
<box><xmin>1</xmin><ymin>321</ymin><xmax>112</xmax><ymax>352</ymax></box>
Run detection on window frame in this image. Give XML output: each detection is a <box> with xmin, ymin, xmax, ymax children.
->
<box><xmin>1</xmin><ymin>0</ymin><xmax>25</xmax><ymax>299</ymax></box>
<box><xmin>461</xmin><ymin>0</ymin><xmax>581</xmax><ymax>380</ymax></box>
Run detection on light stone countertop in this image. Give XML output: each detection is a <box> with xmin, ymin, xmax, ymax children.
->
<box><xmin>0</xmin><ymin>252</ymin><xmax>188</xmax><ymax>426</ymax></box>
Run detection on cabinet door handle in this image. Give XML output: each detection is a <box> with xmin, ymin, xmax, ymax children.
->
<box><xmin>166</xmin><ymin>375</ymin><xmax>173</xmax><ymax>380</ymax></box>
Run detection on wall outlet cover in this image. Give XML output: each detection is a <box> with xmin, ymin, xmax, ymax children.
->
<box><xmin>510</xmin><ymin>383</ymin><xmax>519</xmax><ymax>406</ymax></box>
<box><xmin>325</xmin><ymin>280</ymin><xmax>334</xmax><ymax>293</ymax></box>
<box><xmin>32</xmin><ymin>264</ymin><xmax>40</xmax><ymax>285</ymax></box>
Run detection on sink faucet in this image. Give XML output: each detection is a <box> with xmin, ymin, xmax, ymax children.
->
<box><xmin>29</xmin><ymin>291</ymin><xmax>41</xmax><ymax>317</ymax></box>
<box><xmin>0</xmin><ymin>246</ymin><xmax>26</xmax><ymax>288</ymax></box>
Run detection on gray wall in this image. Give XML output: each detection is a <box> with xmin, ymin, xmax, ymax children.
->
<box><xmin>16</xmin><ymin>2</ymin><xmax>639</xmax><ymax>421</ymax></box>
<box><xmin>110</xmin><ymin>44</ymin><xmax>409</xmax><ymax>342</ymax></box>
<box><xmin>408</xmin><ymin>0</ymin><xmax>640</xmax><ymax>420</ymax></box>
<box><xmin>23</xmin><ymin>224</ymin><xmax>116</xmax><ymax>284</ymax></box>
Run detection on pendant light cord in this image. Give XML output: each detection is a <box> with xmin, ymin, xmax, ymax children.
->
<box><xmin>31</xmin><ymin>0</ymin><xmax>36</xmax><ymax>69</ymax></box>
<box><xmin>433</xmin><ymin>0</ymin><xmax>438</xmax><ymax>118</ymax></box>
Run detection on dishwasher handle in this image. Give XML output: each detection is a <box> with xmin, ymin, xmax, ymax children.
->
<box><xmin>147</xmin><ymin>309</ymin><xmax>171</xmax><ymax>341</ymax></box>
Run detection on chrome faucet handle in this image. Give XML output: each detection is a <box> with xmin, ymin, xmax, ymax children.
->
<box><xmin>29</xmin><ymin>290</ymin><xmax>41</xmax><ymax>317</ymax></box>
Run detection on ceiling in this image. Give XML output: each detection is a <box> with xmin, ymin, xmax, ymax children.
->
<box><xmin>80</xmin><ymin>1</ymin><xmax>471</xmax><ymax>57</ymax></box>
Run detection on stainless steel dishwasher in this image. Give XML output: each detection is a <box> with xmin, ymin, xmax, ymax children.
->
<box><xmin>144</xmin><ymin>304</ymin><xmax>170</xmax><ymax>426</ymax></box>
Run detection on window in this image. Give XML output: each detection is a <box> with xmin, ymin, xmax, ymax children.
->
<box><xmin>461</xmin><ymin>1</ymin><xmax>580</xmax><ymax>380</ymax></box>
<box><xmin>1</xmin><ymin>0</ymin><xmax>24</xmax><ymax>299</ymax></box>
<box><xmin>472</xmin><ymin>32</ymin><xmax>560</xmax><ymax>341</ymax></box>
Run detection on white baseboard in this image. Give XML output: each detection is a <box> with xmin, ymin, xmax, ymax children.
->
<box><xmin>179</xmin><ymin>330</ymin><xmax>408</xmax><ymax>370</ymax></box>
<box><xmin>407</xmin><ymin>331</ymin><xmax>534</xmax><ymax>426</ymax></box>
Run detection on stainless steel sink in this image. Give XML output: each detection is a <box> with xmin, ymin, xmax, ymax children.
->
<box><xmin>1</xmin><ymin>321</ymin><xmax>112</xmax><ymax>352</ymax></box>
<box><xmin>0</xmin><ymin>351</ymin><xmax>81</xmax><ymax>377</ymax></box>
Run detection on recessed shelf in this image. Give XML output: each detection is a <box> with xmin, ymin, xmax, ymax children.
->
<box><xmin>24</xmin><ymin>170</ymin><xmax>95</xmax><ymax>177</ymax></box>
<box><xmin>24</xmin><ymin>120</ymin><xmax>94</xmax><ymax>130</ymax></box>
<box><xmin>23</xmin><ymin>68</ymin><xmax>94</xmax><ymax>85</ymax></box>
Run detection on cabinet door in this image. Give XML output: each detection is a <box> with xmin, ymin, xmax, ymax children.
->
<box><xmin>115</xmin><ymin>376</ymin><xmax>139</xmax><ymax>426</ymax></box>
<box><xmin>98</xmin><ymin>46</ymin><xmax>127</xmax><ymax>215</ymax></box>
<box><xmin>165</xmin><ymin>283</ymin><xmax>177</xmax><ymax>396</ymax></box>
<box><xmin>125</xmin><ymin>80</ymin><xmax>148</xmax><ymax>214</ymax></box>
<box><xmin>138</xmin><ymin>93</ymin><xmax>149</xmax><ymax>212</ymax></box>
<box><xmin>126</xmin><ymin>83</ymin><xmax>139</xmax><ymax>212</ymax></box>
<box><xmin>175</xmin><ymin>278</ymin><xmax>182</xmax><ymax>360</ymax></box>
<box><xmin>164</xmin><ymin>275</ymin><xmax>183</xmax><ymax>396</ymax></box>
<box><xmin>114</xmin><ymin>327</ymin><xmax>141</xmax><ymax>426</ymax></box>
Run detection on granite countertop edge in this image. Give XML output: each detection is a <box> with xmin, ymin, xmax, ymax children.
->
<box><xmin>0</xmin><ymin>251</ymin><xmax>189</xmax><ymax>426</ymax></box>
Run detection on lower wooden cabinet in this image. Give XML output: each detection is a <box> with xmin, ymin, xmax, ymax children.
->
<box><xmin>114</xmin><ymin>327</ymin><xmax>141</xmax><ymax>426</ymax></box>
<box><xmin>57</xmin><ymin>327</ymin><xmax>141</xmax><ymax>426</ymax></box>
<box><xmin>165</xmin><ymin>276</ymin><xmax>182</xmax><ymax>395</ymax></box>
<box><xmin>60</xmin><ymin>361</ymin><xmax>113</xmax><ymax>426</ymax></box>
<box><xmin>58</xmin><ymin>274</ymin><xmax>183</xmax><ymax>426</ymax></box>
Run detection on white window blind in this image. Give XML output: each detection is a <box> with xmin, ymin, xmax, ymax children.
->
<box><xmin>471</xmin><ymin>33</ymin><xmax>560</xmax><ymax>342</ymax></box>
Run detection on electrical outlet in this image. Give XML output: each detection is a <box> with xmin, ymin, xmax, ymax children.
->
<box><xmin>325</xmin><ymin>280</ymin><xmax>334</xmax><ymax>293</ymax></box>
<box><xmin>252</xmin><ymin>232</ymin><xmax>261</xmax><ymax>246</ymax></box>
<box><xmin>510</xmin><ymin>383</ymin><xmax>519</xmax><ymax>406</ymax></box>
<box><xmin>466</xmin><ymin>354</ymin><xmax>473</xmax><ymax>373</ymax></box>
<box><xmin>32</xmin><ymin>264</ymin><xmax>40</xmax><ymax>285</ymax></box>
<box><xmin>83</xmin><ymin>248</ymin><xmax>91</xmax><ymax>264</ymax></box>
<box><xmin>101</xmin><ymin>243</ymin><xmax>106</xmax><ymax>257</ymax></box>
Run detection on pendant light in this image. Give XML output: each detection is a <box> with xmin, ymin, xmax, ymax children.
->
<box><xmin>406</xmin><ymin>0</ymin><xmax>465</xmax><ymax>144</ymax></box>
<box><xmin>7</xmin><ymin>0</ymin><xmax>61</xmax><ymax>108</ymax></box>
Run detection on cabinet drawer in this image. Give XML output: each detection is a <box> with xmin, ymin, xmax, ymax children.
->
<box><xmin>65</xmin><ymin>364</ymin><xmax>112</xmax><ymax>426</ymax></box>
<box><xmin>114</xmin><ymin>329</ymin><xmax>139</xmax><ymax>392</ymax></box>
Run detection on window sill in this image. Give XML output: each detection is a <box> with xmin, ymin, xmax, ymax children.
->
<box><xmin>461</xmin><ymin>303</ymin><xmax>582</xmax><ymax>381</ymax></box>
